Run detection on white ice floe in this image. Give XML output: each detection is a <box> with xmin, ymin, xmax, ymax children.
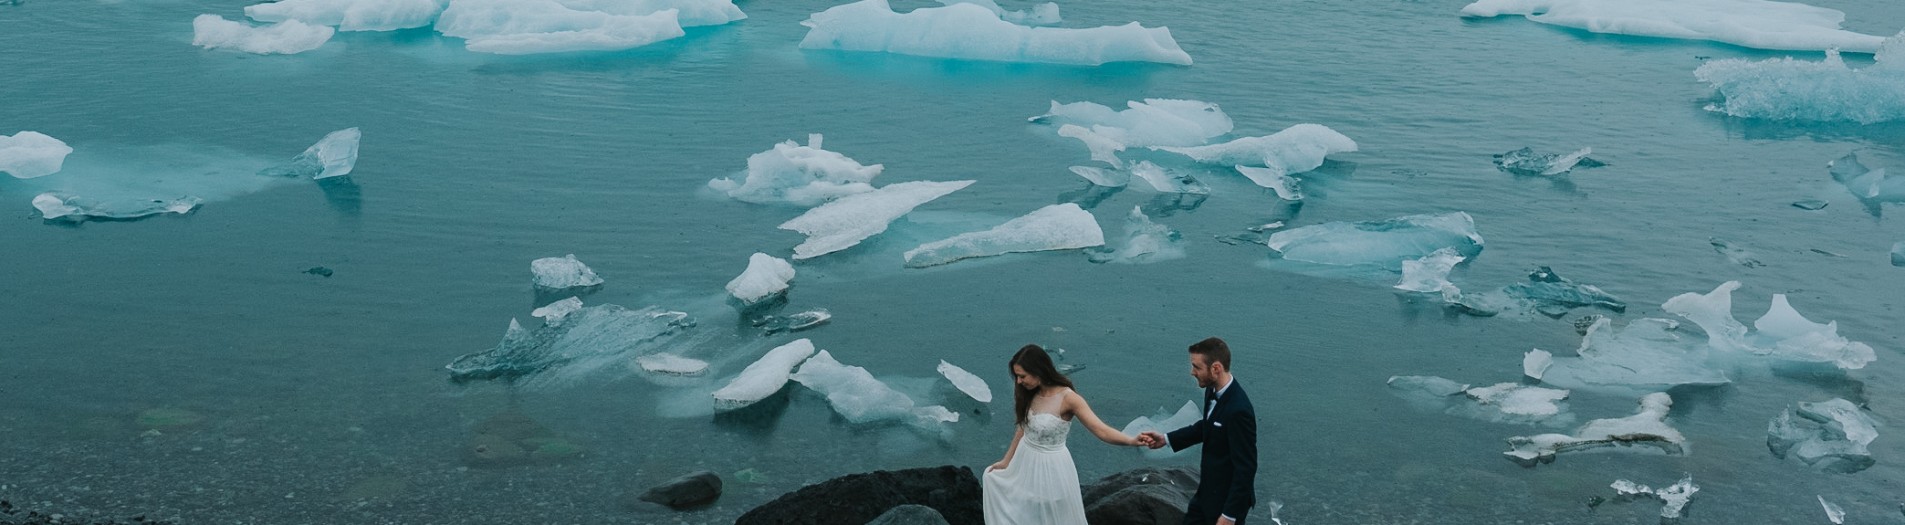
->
<box><xmin>32</xmin><ymin>193</ymin><xmax>201</xmax><ymax>222</ymax></box>
<box><xmin>192</xmin><ymin>14</ymin><xmax>335</xmax><ymax>55</ymax></box>
<box><xmin>435</xmin><ymin>0</ymin><xmax>691</xmax><ymax>54</ymax></box>
<box><xmin>1819</xmin><ymin>495</ymin><xmax>1846</xmax><ymax>524</ymax></box>
<box><xmin>1057</xmin><ymin>125</ymin><xmax>1128</xmax><ymax>168</ymax></box>
<box><xmin>1267</xmin><ymin>212</ymin><xmax>1484</xmax><ymax>268</ymax></box>
<box><xmin>1696</xmin><ymin>34</ymin><xmax>1905</xmax><ymax>124</ymax></box>
<box><xmin>1387</xmin><ymin>376</ymin><xmax>1573</xmax><ymax>426</ymax></box>
<box><xmin>1068</xmin><ymin>166</ymin><xmax>1128</xmax><ymax>187</ymax></box>
<box><xmin>261</xmin><ymin>128</ymin><xmax>360</xmax><ymax>179</ymax></box>
<box><xmin>1769</xmin><ymin>398</ymin><xmax>1882</xmax><ymax>473</ymax></box>
<box><xmin>531</xmin><ymin>254</ymin><xmax>605</xmax><ymax>290</ymax></box>
<box><xmin>1466</xmin><ymin>383</ymin><xmax>1570</xmax><ymax>419</ymax></box>
<box><xmin>1128</xmin><ymin>161</ymin><xmax>1210</xmax><ymax>194</ymax></box>
<box><xmin>531</xmin><ymin>296</ymin><xmax>584</xmax><ymax>324</ymax></box>
<box><xmin>245</xmin><ymin>0</ymin><xmax>448</xmax><ymax>31</ymax></box>
<box><xmin>713</xmin><ymin>339</ymin><xmax>818</xmax><ymax>410</ymax></box>
<box><xmin>1504</xmin><ymin>392</ymin><xmax>1687</xmax><ymax>466</ymax></box>
<box><xmin>1394</xmin><ymin>247</ymin><xmax>1465</xmax><ymax>294</ymax></box>
<box><xmin>725</xmin><ymin>253</ymin><xmax>795</xmax><ymax>306</ymax></box>
<box><xmin>791</xmin><ymin>350</ymin><xmax>960</xmax><ymax>427</ymax></box>
<box><xmin>1610</xmin><ymin>475</ymin><xmax>1699</xmax><ymax>520</ymax></box>
<box><xmin>937</xmin><ymin>360</ymin><xmax>992</xmax><ymax>403</ymax></box>
<box><xmin>798</xmin><ymin>0</ymin><xmax>1192</xmax><ymax>66</ymax></box>
<box><xmin>1523</xmin><ymin>349</ymin><xmax>1553</xmax><ymax>381</ymax></box>
<box><xmin>1540</xmin><ymin>317</ymin><xmax>1731</xmax><ymax>392</ymax></box>
<box><xmin>1034</xmin><ymin>99</ymin><xmax>1233</xmax><ymax>148</ymax></box>
<box><xmin>938</xmin><ymin>0</ymin><xmax>1059</xmax><ymax>26</ymax></box>
<box><xmin>1664</xmin><ymin>282</ymin><xmax>1877</xmax><ymax>369</ymax></box>
<box><xmin>1120</xmin><ymin>400</ymin><xmax>1200</xmax><ymax>459</ymax></box>
<box><xmin>1460</xmin><ymin>0</ymin><xmax>1888</xmax><ymax>53</ymax></box>
<box><xmin>0</xmin><ymin>131</ymin><xmax>73</xmax><ymax>179</ymax></box>
<box><xmin>1234</xmin><ymin>166</ymin><xmax>1303</xmax><ymax>200</ymax></box>
<box><xmin>1092</xmin><ymin>206</ymin><xmax>1184</xmax><ymax>264</ymax></box>
<box><xmin>1155</xmin><ymin>124</ymin><xmax>1356</xmax><ymax>178</ymax></box>
<box><xmin>904</xmin><ymin>203</ymin><xmax>1105</xmax><ymax>267</ymax></box>
<box><xmin>708</xmin><ymin>134</ymin><xmax>884</xmax><ymax>206</ymax></box>
<box><xmin>779</xmin><ymin>180</ymin><xmax>976</xmax><ymax>260</ymax></box>
<box><xmin>635</xmin><ymin>353</ymin><xmax>709</xmax><ymax>376</ymax></box>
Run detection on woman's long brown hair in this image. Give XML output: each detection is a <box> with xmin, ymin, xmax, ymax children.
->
<box><xmin>1010</xmin><ymin>344</ymin><xmax>1075</xmax><ymax>425</ymax></box>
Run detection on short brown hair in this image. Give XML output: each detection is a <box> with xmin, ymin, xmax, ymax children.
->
<box><xmin>1188</xmin><ymin>337</ymin><xmax>1231</xmax><ymax>370</ymax></box>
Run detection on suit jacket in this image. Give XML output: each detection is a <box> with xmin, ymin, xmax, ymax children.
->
<box><xmin>1166</xmin><ymin>379</ymin><xmax>1257</xmax><ymax>524</ymax></box>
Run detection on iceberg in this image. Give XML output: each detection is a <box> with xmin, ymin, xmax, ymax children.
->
<box><xmin>1266</xmin><ymin>212</ymin><xmax>1484</xmax><ymax>269</ymax></box>
<box><xmin>0</xmin><ymin>131</ymin><xmax>73</xmax><ymax>179</ymax></box>
<box><xmin>531</xmin><ymin>296</ymin><xmax>584</xmax><ymax>324</ymax></box>
<box><xmin>937</xmin><ymin>360</ymin><xmax>993</xmax><ymax>403</ymax></box>
<box><xmin>779</xmin><ymin>180</ymin><xmax>975</xmax><ymax>260</ymax></box>
<box><xmin>1491</xmin><ymin>147</ymin><xmax>1600</xmax><ymax>176</ymax></box>
<box><xmin>1504</xmin><ymin>392</ymin><xmax>1687</xmax><ymax>466</ymax></box>
<box><xmin>790</xmin><ymin>350</ymin><xmax>959</xmax><ymax>427</ymax></box>
<box><xmin>1827</xmin><ymin>152</ymin><xmax>1905</xmax><ymax>204</ymax></box>
<box><xmin>1695</xmin><ymin>33</ymin><xmax>1905</xmax><ymax>123</ymax></box>
<box><xmin>1387</xmin><ymin>376</ymin><xmax>1573</xmax><ymax>426</ymax></box>
<box><xmin>1459</xmin><ymin>0</ymin><xmax>1887</xmax><ymax>53</ymax></box>
<box><xmin>1394</xmin><ymin>247</ymin><xmax>1465</xmax><ymax>294</ymax></box>
<box><xmin>713</xmin><ymin>339</ymin><xmax>818</xmax><ymax>411</ymax></box>
<box><xmin>445</xmin><ymin>305</ymin><xmax>694</xmax><ymax>382</ymax></box>
<box><xmin>1540</xmin><ymin>317</ymin><xmax>1731</xmax><ymax>391</ymax></box>
<box><xmin>1088</xmin><ymin>206</ymin><xmax>1184</xmax><ymax>264</ymax></box>
<box><xmin>904</xmin><ymin>203</ymin><xmax>1105</xmax><ymax>268</ymax></box>
<box><xmin>1665</xmin><ymin>282</ymin><xmax>1877</xmax><ymax>369</ymax></box>
<box><xmin>635</xmin><ymin>353</ymin><xmax>708</xmax><ymax>376</ymax></box>
<box><xmin>1234</xmin><ymin>166</ymin><xmax>1303</xmax><ymax>200</ymax></box>
<box><xmin>1033</xmin><ymin>99</ymin><xmax>1233</xmax><ymax>148</ymax></box>
<box><xmin>531</xmin><ymin>254</ymin><xmax>605</xmax><ymax>291</ymax></box>
<box><xmin>259</xmin><ymin>128</ymin><xmax>360</xmax><ymax>179</ymax></box>
<box><xmin>1155</xmin><ymin>124</ymin><xmax>1356</xmax><ymax>177</ymax></box>
<box><xmin>1120</xmin><ymin>400</ymin><xmax>1200</xmax><ymax>459</ymax></box>
<box><xmin>1768</xmin><ymin>398</ymin><xmax>1881</xmax><ymax>473</ymax></box>
<box><xmin>1057</xmin><ymin>125</ymin><xmax>1127</xmax><ymax>168</ymax></box>
<box><xmin>798</xmin><ymin>0</ymin><xmax>1192</xmax><ymax>66</ymax></box>
<box><xmin>938</xmin><ymin>0</ymin><xmax>1059</xmax><ymax>26</ymax></box>
<box><xmin>725</xmin><ymin>253</ymin><xmax>795</xmax><ymax>306</ymax></box>
<box><xmin>1524</xmin><ymin>349</ymin><xmax>1553</xmax><ymax>381</ymax></box>
<box><xmin>245</xmin><ymin>0</ymin><xmax>448</xmax><ymax>31</ymax></box>
<box><xmin>1610</xmin><ymin>475</ymin><xmax>1699</xmax><ymax>520</ymax></box>
<box><xmin>434</xmin><ymin>0</ymin><xmax>689</xmax><ymax>55</ymax></box>
<box><xmin>32</xmin><ymin>192</ymin><xmax>201</xmax><ymax>222</ymax></box>
<box><xmin>192</xmin><ymin>14</ymin><xmax>335</xmax><ymax>55</ymax></box>
<box><xmin>708</xmin><ymin>135</ymin><xmax>884</xmax><ymax>206</ymax></box>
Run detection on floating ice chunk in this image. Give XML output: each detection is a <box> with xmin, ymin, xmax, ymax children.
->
<box><xmin>753</xmin><ymin>309</ymin><xmax>831</xmax><ymax>335</ymax></box>
<box><xmin>1267</xmin><ymin>212</ymin><xmax>1484</xmax><ymax>269</ymax></box>
<box><xmin>791</xmin><ymin>350</ymin><xmax>959</xmax><ymax>427</ymax></box>
<box><xmin>1089</xmin><ymin>206</ymin><xmax>1184</xmax><ymax>264</ymax></box>
<box><xmin>636</xmin><ymin>353</ymin><xmax>709</xmax><ymax>376</ymax></box>
<box><xmin>1666</xmin><ymin>282</ymin><xmax>1877</xmax><ymax>369</ymax></box>
<box><xmin>1388</xmin><ymin>376</ymin><xmax>1572</xmax><ymax>426</ymax></box>
<box><xmin>1541</xmin><ymin>317</ymin><xmax>1731</xmax><ymax>391</ymax></box>
<box><xmin>779</xmin><ymin>180</ymin><xmax>975</xmax><ymax>260</ymax></box>
<box><xmin>192</xmin><ymin>14</ymin><xmax>335</xmax><ymax>55</ymax></box>
<box><xmin>585</xmin><ymin>0</ymin><xmax>745</xmax><ymax>27</ymax></box>
<box><xmin>1235</xmin><ymin>166</ymin><xmax>1303</xmax><ymax>200</ymax></box>
<box><xmin>1127</xmin><ymin>161</ymin><xmax>1210</xmax><ymax>194</ymax></box>
<box><xmin>937</xmin><ymin>360</ymin><xmax>992</xmax><ymax>403</ymax></box>
<box><xmin>1769</xmin><ymin>398</ymin><xmax>1882</xmax><ymax>472</ymax></box>
<box><xmin>1826</xmin><ymin>152</ymin><xmax>1905</xmax><ymax>203</ymax></box>
<box><xmin>0</xmin><ymin>131</ymin><xmax>73</xmax><ymax>179</ymax></box>
<box><xmin>1386</xmin><ymin>375</ymin><xmax>1470</xmax><ymax>398</ymax></box>
<box><xmin>1696</xmin><ymin>34</ymin><xmax>1905</xmax><ymax>124</ymax></box>
<box><xmin>937</xmin><ymin>0</ymin><xmax>1059</xmax><ymax>26</ymax></box>
<box><xmin>1394</xmin><ymin>247</ymin><xmax>1465</xmax><ymax>294</ymax></box>
<box><xmin>1155</xmin><ymin>124</ymin><xmax>1356</xmax><ymax>179</ymax></box>
<box><xmin>725</xmin><ymin>253</ymin><xmax>795</xmax><ymax>306</ymax></box>
<box><xmin>1057</xmin><ymin>125</ymin><xmax>1127</xmax><ymax>168</ymax></box>
<box><xmin>531</xmin><ymin>296</ymin><xmax>584</xmax><ymax>324</ymax></box>
<box><xmin>1820</xmin><ymin>495</ymin><xmax>1846</xmax><ymax>524</ymax></box>
<box><xmin>1491</xmin><ymin>147</ymin><xmax>1601</xmax><ymax>176</ymax></box>
<box><xmin>1504</xmin><ymin>392</ymin><xmax>1686</xmax><ymax>466</ymax></box>
<box><xmin>708</xmin><ymin>135</ymin><xmax>884</xmax><ymax>206</ymax></box>
<box><xmin>1524</xmin><ymin>349</ymin><xmax>1553</xmax><ymax>380</ymax></box>
<box><xmin>260</xmin><ymin>128</ymin><xmax>360</xmax><ymax>179</ymax></box>
<box><xmin>32</xmin><ymin>192</ymin><xmax>201</xmax><ymax>222</ymax></box>
<box><xmin>435</xmin><ymin>0</ymin><xmax>688</xmax><ymax>55</ymax></box>
<box><xmin>1459</xmin><ymin>0</ymin><xmax>1886</xmax><ymax>53</ymax></box>
<box><xmin>904</xmin><ymin>203</ymin><xmax>1105</xmax><ymax>268</ymax></box>
<box><xmin>713</xmin><ymin>339</ymin><xmax>818</xmax><ymax>410</ymax></box>
<box><xmin>1033</xmin><ymin>99</ymin><xmax>1233</xmax><ymax>148</ymax></box>
<box><xmin>1893</xmin><ymin>241</ymin><xmax>1904</xmax><ymax>266</ymax></box>
<box><xmin>798</xmin><ymin>0</ymin><xmax>1192</xmax><ymax>66</ymax></box>
<box><xmin>245</xmin><ymin>0</ymin><xmax>448</xmax><ymax>31</ymax></box>
<box><xmin>1709</xmin><ymin>237</ymin><xmax>1765</xmax><ymax>268</ymax></box>
<box><xmin>1610</xmin><ymin>475</ymin><xmax>1699</xmax><ymax>520</ymax></box>
<box><xmin>1496</xmin><ymin>266</ymin><xmax>1627</xmax><ymax>317</ymax></box>
<box><xmin>1466</xmin><ymin>383</ymin><xmax>1570</xmax><ymax>418</ymax></box>
<box><xmin>1068</xmin><ymin>165</ymin><xmax>1128</xmax><ymax>187</ymax></box>
<box><xmin>1120</xmin><ymin>400</ymin><xmax>1200</xmax><ymax>459</ymax></box>
<box><xmin>531</xmin><ymin>254</ymin><xmax>605</xmax><ymax>290</ymax></box>
<box><xmin>446</xmin><ymin>305</ymin><xmax>694</xmax><ymax>382</ymax></box>
<box><xmin>1662</xmin><ymin>281</ymin><xmax>1752</xmax><ymax>352</ymax></box>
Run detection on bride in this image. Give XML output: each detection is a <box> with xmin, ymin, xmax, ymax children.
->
<box><xmin>983</xmin><ymin>344</ymin><xmax>1152</xmax><ymax>524</ymax></box>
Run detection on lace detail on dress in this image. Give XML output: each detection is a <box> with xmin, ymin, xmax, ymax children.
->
<box><xmin>1025</xmin><ymin>413</ymin><xmax>1072</xmax><ymax>448</ymax></box>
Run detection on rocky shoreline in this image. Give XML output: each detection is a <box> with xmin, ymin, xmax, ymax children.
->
<box><xmin>723</xmin><ymin>465</ymin><xmax>1199</xmax><ymax>525</ymax></box>
<box><xmin>0</xmin><ymin>500</ymin><xmax>176</xmax><ymax>525</ymax></box>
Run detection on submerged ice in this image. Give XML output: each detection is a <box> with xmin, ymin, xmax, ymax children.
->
<box><xmin>1827</xmin><ymin>152</ymin><xmax>1905</xmax><ymax>205</ymax></box>
<box><xmin>1695</xmin><ymin>34</ymin><xmax>1905</xmax><ymax>123</ymax></box>
<box><xmin>1266</xmin><ymin>212</ymin><xmax>1484</xmax><ymax>268</ymax></box>
<box><xmin>708</xmin><ymin>135</ymin><xmax>884</xmax><ymax>206</ymax></box>
<box><xmin>1492</xmin><ymin>147</ymin><xmax>1601</xmax><ymax>176</ymax></box>
<box><xmin>0</xmin><ymin>131</ymin><xmax>73</xmax><ymax>179</ymax></box>
<box><xmin>192</xmin><ymin>15</ymin><xmax>335</xmax><ymax>55</ymax></box>
<box><xmin>1768</xmin><ymin>398</ymin><xmax>1882</xmax><ymax>473</ymax></box>
<box><xmin>445</xmin><ymin>305</ymin><xmax>694</xmax><ymax>383</ymax></box>
<box><xmin>791</xmin><ymin>350</ymin><xmax>959</xmax><ymax>428</ymax></box>
<box><xmin>1387</xmin><ymin>376</ymin><xmax>1573</xmax><ymax>426</ymax></box>
<box><xmin>799</xmin><ymin>0</ymin><xmax>1192</xmax><ymax>66</ymax></box>
<box><xmin>779</xmin><ymin>180</ymin><xmax>975</xmax><ymax>260</ymax></box>
<box><xmin>1460</xmin><ymin>0</ymin><xmax>1887</xmax><ymax>53</ymax></box>
<box><xmin>33</xmin><ymin>193</ymin><xmax>201</xmax><ymax>222</ymax></box>
<box><xmin>1088</xmin><ymin>206</ymin><xmax>1184</xmax><ymax>264</ymax></box>
<box><xmin>1504</xmin><ymin>392</ymin><xmax>1687</xmax><ymax>466</ymax></box>
<box><xmin>1448</xmin><ymin>266</ymin><xmax>1627</xmax><ymax>318</ymax></box>
<box><xmin>904</xmin><ymin>203</ymin><xmax>1105</xmax><ymax>268</ymax></box>
<box><xmin>1540</xmin><ymin>317</ymin><xmax>1731</xmax><ymax>392</ymax></box>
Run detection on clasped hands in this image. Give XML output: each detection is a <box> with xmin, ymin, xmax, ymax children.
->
<box><xmin>1134</xmin><ymin>431</ymin><xmax>1167</xmax><ymax>449</ymax></box>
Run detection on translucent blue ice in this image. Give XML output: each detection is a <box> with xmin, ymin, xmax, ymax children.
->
<box><xmin>192</xmin><ymin>15</ymin><xmax>335</xmax><ymax>55</ymax></box>
<box><xmin>1266</xmin><ymin>212</ymin><xmax>1484</xmax><ymax>269</ymax></box>
<box><xmin>799</xmin><ymin>0</ymin><xmax>1191</xmax><ymax>66</ymax></box>
<box><xmin>1463</xmin><ymin>0</ymin><xmax>1888</xmax><ymax>53</ymax></box>
<box><xmin>1695</xmin><ymin>35</ymin><xmax>1905</xmax><ymax>123</ymax></box>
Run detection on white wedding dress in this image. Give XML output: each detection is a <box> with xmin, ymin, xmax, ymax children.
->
<box><xmin>982</xmin><ymin>389</ymin><xmax>1087</xmax><ymax>524</ymax></box>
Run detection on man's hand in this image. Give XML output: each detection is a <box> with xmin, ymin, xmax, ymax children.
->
<box><xmin>1138</xmin><ymin>431</ymin><xmax>1167</xmax><ymax>450</ymax></box>
<box><xmin>1216</xmin><ymin>516</ymin><xmax>1234</xmax><ymax>525</ymax></box>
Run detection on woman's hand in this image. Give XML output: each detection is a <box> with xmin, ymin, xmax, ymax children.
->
<box><xmin>987</xmin><ymin>461</ymin><xmax>1007</xmax><ymax>472</ymax></box>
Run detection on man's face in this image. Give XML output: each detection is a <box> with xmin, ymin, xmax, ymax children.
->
<box><xmin>1189</xmin><ymin>353</ymin><xmax>1215</xmax><ymax>389</ymax></box>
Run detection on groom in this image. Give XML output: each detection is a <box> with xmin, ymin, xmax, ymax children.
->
<box><xmin>1141</xmin><ymin>337</ymin><xmax>1258</xmax><ymax>525</ymax></box>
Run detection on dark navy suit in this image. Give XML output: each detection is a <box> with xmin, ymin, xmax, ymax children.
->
<box><xmin>1165</xmin><ymin>379</ymin><xmax>1258</xmax><ymax>525</ymax></box>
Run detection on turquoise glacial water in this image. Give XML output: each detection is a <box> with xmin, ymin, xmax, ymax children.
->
<box><xmin>3</xmin><ymin>0</ymin><xmax>1904</xmax><ymax>523</ymax></box>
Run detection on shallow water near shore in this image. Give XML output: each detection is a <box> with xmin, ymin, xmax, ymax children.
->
<box><xmin>4</xmin><ymin>0</ymin><xmax>1905</xmax><ymax>523</ymax></box>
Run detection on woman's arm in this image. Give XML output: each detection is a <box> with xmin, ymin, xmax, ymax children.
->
<box><xmin>989</xmin><ymin>425</ymin><xmax>1026</xmax><ymax>471</ymax></box>
<box><xmin>1066</xmin><ymin>391</ymin><xmax>1143</xmax><ymax>447</ymax></box>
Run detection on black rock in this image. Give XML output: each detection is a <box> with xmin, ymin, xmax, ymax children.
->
<box><xmin>865</xmin><ymin>505</ymin><xmax>951</xmax><ymax>525</ymax></box>
<box><xmin>1081</xmin><ymin>467</ymin><xmax>1199</xmax><ymax>525</ymax></box>
<box><xmin>638</xmin><ymin>471</ymin><xmax>723</xmax><ymax>510</ymax></box>
<box><xmin>1792</xmin><ymin>200</ymin><xmax>1829</xmax><ymax>211</ymax></box>
<box><xmin>736</xmin><ymin>466</ymin><xmax>981</xmax><ymax>525</ymax></box>
<box><xmin>303</xmin><ymin>266</ymin><xmax>334</xmax><ymax>277</ymax></box>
